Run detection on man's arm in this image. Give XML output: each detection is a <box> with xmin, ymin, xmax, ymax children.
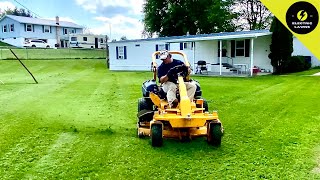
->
<box><xmin>159</xmin><ymin>75</ymin><xmax>168</xmax><ymax>84</ymax></box>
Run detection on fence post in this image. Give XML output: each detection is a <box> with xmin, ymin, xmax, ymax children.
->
<box><xmin>26</xmin><ymin>48</ymin><xmax>29</xmax><ymax>59</ymax></box>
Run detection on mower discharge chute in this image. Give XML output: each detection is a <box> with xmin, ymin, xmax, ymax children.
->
<box><xmin>137</xmin><ymin>51</ymin><xmax>223</xmax><ymax>147</ymax></box>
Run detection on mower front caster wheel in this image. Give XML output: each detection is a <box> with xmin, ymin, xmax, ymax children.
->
<box><xmin>151</xmin><ymin>123</ymin><xmax>163</xmax><ymax>147</ymax></box>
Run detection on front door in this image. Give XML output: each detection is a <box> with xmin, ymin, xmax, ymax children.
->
<box><xmin>95</xmin><ymin>38</ymin><xmax>98</xmax><ymax>48</ymax></box>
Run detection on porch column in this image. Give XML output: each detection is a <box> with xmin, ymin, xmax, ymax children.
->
<box><xmin>219</xmin><ymin>40</ymin><xmax>222</xmax><ymax>76</ymax></box>
<box><xmin>193</xmin><ymin>42</ymin><xmax>196</xmax><ymax>74</ymax></box>
<box><xmin>250</xmin><ymin>38</ymin><xmax>254</xmax><ymax>76</ymax></box>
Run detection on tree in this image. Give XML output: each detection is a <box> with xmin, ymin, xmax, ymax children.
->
<box><xmin>233</xmin><ymin>0</ymin><xmax>272</xmax><ymax>30</ymax></box>
<box><xmin>268</xmin><ymin>17</ymin><xmax>293</xmax><ymax>74</ymax></box>
<box><xmin>0</xmin><ymin>7</ymin><xmax>32</xmax><ymax>18</ymax></box>
<box><xmin>143</xmin><ymin>0</ymin><xmax>236</xmax><ymax>37</ymax></box>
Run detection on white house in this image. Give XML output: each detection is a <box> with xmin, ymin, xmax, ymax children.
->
<box><xmin>109</xmin><ymin>29</ymin><xmax>319</xmax><ymax>75</ymax></box>
<box><xmin>0</xmin><ymin>15</ymin><xmax>83</xmax><ymax>48</ymax></box>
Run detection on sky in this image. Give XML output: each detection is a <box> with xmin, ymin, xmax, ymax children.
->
<box><xmin>0</xmin><ymin>0</ymin><xmax>145</xmax><ymax>41</ymax></box>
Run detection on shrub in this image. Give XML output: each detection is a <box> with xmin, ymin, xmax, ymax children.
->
<box><xmin>285</xmin><ymin>56</ymin><xmax>311</xmax><ymax>73</ymax></box>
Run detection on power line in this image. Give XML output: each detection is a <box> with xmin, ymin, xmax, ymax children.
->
<box><xmin>11</xmin><ymin>0</ymin><xmax>42</xmax><ymax>18</ymax></box>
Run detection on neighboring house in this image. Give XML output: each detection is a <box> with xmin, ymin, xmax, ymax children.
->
<box><xmin>108</xmin><ymin>30</ymin><xmax>319</xmax><ymax>76</ymax></box>
<box><xmin>0</xmin><ymin>15</ymin><xmax>83</xmax><ymax>48</ymax></box>
<box><xmin>69</xmin><ymin>34</ymin><xmax>107</xmax><ymax>49</ymax></box>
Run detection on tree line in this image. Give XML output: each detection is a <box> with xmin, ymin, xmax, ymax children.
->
<box><xmin>143</xmin><ymin>0</ymin><xmax>272</xmax><ymax>37</ymax></box>
<box><xmin>0</xmin><ymin>7</ymin><xmax>33</xmax><ymax>18</ymax></box>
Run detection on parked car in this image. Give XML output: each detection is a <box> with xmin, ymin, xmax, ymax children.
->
<box><xmin>24</xmin><ymin>39</ymin><xmax>50</xmax><ymax>48</ymax></box>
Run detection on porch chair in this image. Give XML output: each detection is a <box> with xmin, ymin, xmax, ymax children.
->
<box><xmin>195</xmin><ymin>60</ymin><xmax>208</xmax><ymax>74</ymax></box>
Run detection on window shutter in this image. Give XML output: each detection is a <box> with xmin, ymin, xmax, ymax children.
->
<box><xmin>116</xmin><ymin>46</ymin><xmax>119</xmax><ymax>59</ymax></box>
<box><xmin>180</xmin><ymin>42</ymin><xmax>183</xmax><ymax>50</ymax></box>
<box><xmin>42</xmin><ymin>25</ymin><xmax>44</xmax><ymax>33</ymax></box>
<box><xmin>217</xmin><ymin>41</ymin><xmax>220</xmax><ymax>57</ymax></box>
<box><xmin>231</xmin><ymin>40</ymin><xmax>235</xmax><ymax>57</ymax></box>
<box><xmin>165</xmin><ymin>44</ymin><xmax>169</xmax><ymax>50</ymax></box>
<box><xmin>156</xmin><ymin>44</ymin><xmax>159</xmax><ymax>59</ymax></box>
<box><xmin>245</xmin><ymin>39</ymin><xmax>250</xmax><ymax>57</ymax></box>
<box><xmin>33</xmin><ymin>25</ymin><xmax>35</xmax><ymax>32</ymax></box>
<box><xmin>124</xmin><ymin>46</ymin><xmax>127</xmax><ymax>59</ymax></box>
<box><xmin>1</xmin><ymin>25</ymin><xmax>3</xmax><ymax>33</ymax></box>
<box><xmin>24</xmin><ymin>24</ymin><xmax>26</xmax><ymax>31</ymax></box>
<box><xmin>50</xmin><ymin>26</ymin><xmax>52</xmax><ymax>33</ymax></box>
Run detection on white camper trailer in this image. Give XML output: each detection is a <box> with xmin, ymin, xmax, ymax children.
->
<box><xmin>69</xmin><ymin>34</ymin><xmax>107</xmax><ymax>49</ymax></box>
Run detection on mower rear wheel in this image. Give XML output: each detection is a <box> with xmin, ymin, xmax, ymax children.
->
<box><xmin>208</xmin><ymin>123</ymin><xmax>222</xmax><ymax>146</ymax></box>
<box><xmin>151</xmin><ymin>123</ymin><xmax>163</xmax><ymax>147</ymax></box>
<box><xmin>203</xmin><ymin>99</ymin><xmax>208</xmax><ymax>112</ymax></box>
<box><xmin>195</xmin><ymin>96</ymin><xmax>209</xmax><ymax>112</ymax></box>
<box><xmin>138</xmin><ymin>98</ymin><xmax>153</xmax><ymax>112</ymax></box>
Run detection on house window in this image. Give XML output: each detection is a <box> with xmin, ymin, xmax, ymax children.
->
<box><xmin>71</xmin><ymin>37</ymin><xmax>77</xmax><ymax>41</ymax></box>
<box><xmin>158</xmin><ymin>44</ymin><xmax>166</xmax><ymax>51</ymax></box>
<box><xmin>184</xmin><ymin>42</ymin><xmax>193</xmax><ymax>50</ymax></box>
<box><xmin>71</xmin><ymin>29</ymin><xmax>75</xmax><ymax>34</ymax></box>
<box><xmin>10</xmin><ymin>24</ymin><xmax>14</xmax><ymax>32</ymax></box>
<box><xmin>100</xmin><ymin>38</ymin><xmax>104</xmax><ymax>43</ymax></box>
<box><xmin>135</xmin><ymin>44</ymin><xmax>140</xmax><ymax>47</ymax></box>
<box><xmin>3</xmin><ymin>25</ymin><xmax>7</xmax><ymax>32</ymax></box>
<box><xmin>44</xmin><ymin>26</ymin><xmax>50</xmax><ymax>33</ymax></box>
<box><xmin>64</xmin><ymin>28</ymin><xmax>68</xmax><ymax>34</ymax></box>
<box><xmin>235</xmin><ymin>40</ymin><xmax>245</xmax><ymax>56</ymax></box>
<box><xmin>116</xmin><ymin>46</ymin><xmax>127</xmax><ymax>60</ymax></box>
<box><xmin>26</xmin><ymin>24</ymin><xmax>32</xmax><ymax>32</ymax></box>
<box><xmin>83</xmin><ymin>37</ymin><xmax>87</xmax><ymax>41</ymax></box>
<box><xmin>179</xmin><ymin>42</ymin><xmax>193</xmax><ymax>50</ymax></box>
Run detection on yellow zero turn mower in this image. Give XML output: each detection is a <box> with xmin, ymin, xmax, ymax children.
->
<box><xmin>137</xmin><ymin>51</ymin><xmax>223</xmax><ymax>147</ymax></box>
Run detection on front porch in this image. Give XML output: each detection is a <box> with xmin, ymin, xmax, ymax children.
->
<box><xmin>167</xmin><ymin>30</ymin><xmax>273</xmax><ymax>76</ymax></box>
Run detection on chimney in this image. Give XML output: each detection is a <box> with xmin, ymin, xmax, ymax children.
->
<box><xmin>55</xmin><ymin>16</ymin><xmax>59</xmax><ymax>25</ymax></box>
<box><xmin>55</xmin><ymin>16</ymin><xmax>60</xmax><ymax>47</ymax></box>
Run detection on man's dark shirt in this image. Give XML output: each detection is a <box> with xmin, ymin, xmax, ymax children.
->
<box><xmin>157</xmin><ymin>59</ymin><xmax>184</xmax><ymax>82</ymax></box>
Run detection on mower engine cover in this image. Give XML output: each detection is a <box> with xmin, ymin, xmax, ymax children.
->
<box><xmin>142</xmin><ymin>80</ymin><xmax>159</xmax><ymax>97</ymax></box>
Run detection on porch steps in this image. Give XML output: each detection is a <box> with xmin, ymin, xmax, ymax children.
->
<box><xmin>211</xmin><ymin>63</ymin><xmax>239</xmax><ymax>73</ymax></box>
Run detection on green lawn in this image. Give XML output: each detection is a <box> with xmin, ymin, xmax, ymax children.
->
<box><xmin>0</xmin><ymin>48</ymin><xmax>107</xmax><ymax>60</ymax></box>
<box><xmin>0</xmin><ymin>60</ymin><xmax>320</xmax><ymax>179</ymax></box>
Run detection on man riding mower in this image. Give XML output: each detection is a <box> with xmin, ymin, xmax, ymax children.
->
<box><xmin>137</xmin><ymin>50</ymin><xmax>223</xmax><ymax>147</ymax></box>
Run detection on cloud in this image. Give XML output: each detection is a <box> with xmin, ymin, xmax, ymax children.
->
<box><xmin>74</xmin><ymin>0</ymin><xmax>145</xmax><ymax>40</ymax></box>
<box><xmin>74</xmin><ymin>0</ymin><xmax>144</xmax><ymax>16</ymax></box>
<box><xmin>90</xmin><ymin>15</ymin><xmax>144</xmax><ymax>40</ymax></box>
<box><xmin>0</xmin><ymin>1</ymin><xmax>15</xmax><ymax>13</ymax></box>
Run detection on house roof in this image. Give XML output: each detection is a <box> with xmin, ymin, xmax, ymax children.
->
<box><xmin>110</xmin><ymin>30</ymin><xmax>272</xmax><ymax>44</ymax></box>
<box><xmin>1</xmin><ymin>15</ymin><xmax>83</xmax><ymax>29</ymax></box>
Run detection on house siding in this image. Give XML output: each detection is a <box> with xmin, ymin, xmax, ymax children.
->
<box><xmin>293</xmin><ymin>37</ymin><xmax>320</xmax><ymax>67</ymax></box>
<box><xmin>0</xmin><ymin>18</ymin><xmax>20</xmax><ymax>38</ymax></box>
<box><xmin>0</xmin><ymin>16</ymin><xmax>84</xmax><ymax>48</ymax></box>
<box><xmin>110</xmin><ymin>40</ymin><xmax>169</xmax><ymax>71</ymax></box>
